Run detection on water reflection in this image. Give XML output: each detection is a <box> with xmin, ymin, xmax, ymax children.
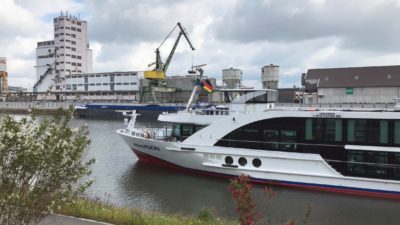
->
<box><xmin>4</xmin><ymin>114</ymin><xmax>400</xmax><ymax>224</ymax></box>
<box><xmin>119</xmin><ymin>161</ymin><xmax>236</xmax><ymax>216</ymax></box>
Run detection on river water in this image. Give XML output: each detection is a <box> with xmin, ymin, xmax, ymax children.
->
<box><xmin>17</xmin><ymin>115</ymin><xmax>400</xmax><ymax>224</ymax></box>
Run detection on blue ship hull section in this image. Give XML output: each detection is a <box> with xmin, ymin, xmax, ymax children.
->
<box><xmin>83</xmin><ymin>104</ymin><xmax>185</xmax><ymax>111</ymax></box>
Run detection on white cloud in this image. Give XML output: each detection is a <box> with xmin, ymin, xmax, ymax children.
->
<box><xmin>15</xmin><ymin>0</ymin><xmax>84</xmax><ymax>17</ymax></box>
<box><xmin>0</xmin><ymin>0</ymin><xmax>82</xmax><ymax>88</ymax></box>
<box><xmin>1</xmin><ymin>0</ymin><xmax>400</xmax><ymax>89</ymax></box>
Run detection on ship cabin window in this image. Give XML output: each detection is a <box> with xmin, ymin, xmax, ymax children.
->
<box><xmin>171</xmin><ymin>123</ymin><xmax>205</xmax><ymax>142</ymax></box>
<box><xmin>346</xmin><ymin>150</ymin><xmax>390</xmax><ymax>179</ymax></box>
<box><xmin>393</xmin><ymin>153</ymin><xmax>400</xmax><ymax>180</ymax></box>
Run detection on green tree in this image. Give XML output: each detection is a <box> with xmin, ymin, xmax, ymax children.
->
<box><xmin>0</xmin><ymin>110</ymin><xmax>94</xmax><ymax>225</ymax></box>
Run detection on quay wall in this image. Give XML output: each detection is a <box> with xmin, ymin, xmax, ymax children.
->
<box><xmin>0</xmin><ymin>101</ymin><xmax>78</xmax><ymax>114</ymax></box>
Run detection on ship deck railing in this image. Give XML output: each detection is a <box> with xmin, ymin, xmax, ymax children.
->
<box><xmin>275</xmin><ymin>102</ymin><xmax>399</xmax><ymax>112</ymax></box>
<box><xmin>193</xmin><ymin>109</ymin><xmax>230</xmax><ymax>116</ymax></box>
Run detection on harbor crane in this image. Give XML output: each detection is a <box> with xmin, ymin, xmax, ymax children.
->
<box><xmin>140</xmin><ymin>22</ymin><xmax>196</xmax><ymax>103</ymax></box>
<box><xmin>144</xmin><ymin>22</ymin><xmax>195</xmax><ymax>80</ymax></box>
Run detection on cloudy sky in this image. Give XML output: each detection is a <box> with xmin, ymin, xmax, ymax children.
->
<box><xmin>2</xmin><ymin>0</ymin><xmax>400</xmax><ymax>89</ymax></box>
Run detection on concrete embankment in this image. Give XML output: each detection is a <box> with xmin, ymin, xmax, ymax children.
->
<box><xmin>0</xmin><ymin>101</ymin><xmax>79</xmax><ymax>114</ymax></box>
<box><xmin>39</xmin><ymin>214</ymin><xmax>113</xmax><ymax>225</ymax></box>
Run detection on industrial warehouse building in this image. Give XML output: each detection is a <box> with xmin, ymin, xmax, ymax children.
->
<box><xmin>302</xmin><ymin>65</ymin><xmax>400</xmax><ymax>104</ymax></box>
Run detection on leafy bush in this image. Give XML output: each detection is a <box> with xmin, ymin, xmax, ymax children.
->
<box><xmin>0</xmin><ymin>110</ymin><xmax>94</xmax><ymax>225</ymax></box>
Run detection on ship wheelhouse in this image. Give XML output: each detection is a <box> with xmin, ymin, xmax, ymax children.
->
<box><xmin>215</xmin><ymin>116</ymin><xmax>400</xmax><ymax>180</ymax></box>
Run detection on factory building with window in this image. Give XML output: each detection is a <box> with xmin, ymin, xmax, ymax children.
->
<box><xmin>33</xmin><ymin>13</ymin><xmax>143</xmax><ymax>101</ymax></box>
<box><xmin>302</xmin><ymin>65</ymin><xmax>400</xmax><ymax>104</ymax></box>
<box><xmin>65</xmin><ymin>71</ymin><xmax>139</xmax><ymax>92</ymax></box>
<box><xmin>34</xmin><ymin>12</ymin><xmax>93</xmax><ymax>93</ymax></box>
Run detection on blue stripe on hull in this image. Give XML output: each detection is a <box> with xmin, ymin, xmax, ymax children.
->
<box><xmin>251</xmin><ymin>177</ymin><xmax>400</xmax><ymax>198</ymax></box>
<box><xmin>84</xmin><ymin>104</ymin><xmax>185</xmax><ymax>111</ymax></box>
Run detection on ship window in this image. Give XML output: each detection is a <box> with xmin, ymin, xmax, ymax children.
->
<box><xmin>263</xmin><ymin>129</ymin><xmax>279</xmax><ymax>150</ymax></box>
<box><xmin>242</xmin><ymin>128</ymin><xmax>260</xmax><ymax>148</ymax></box>
<box><xmin>312</xmin><ymin>119</ymin><xmax>323</xmax><ymax>140</ymax></box>
<box><xmin>216</xmin><ymin>117</ymin><xmax>303</xmax><ymax>150</ymax></box>
<box><xmin>379</xmin><ymin>120</ymin><xmax>388</xmax><ymax>144</ymax></box>
<box><xmin>366</xmin><ymin>152</ymin><xmax>388</xmax><ymax>178</ymax></box>
<box><xmin>347</xmin><ymin>150</ymin><xmax>366</xmax><ymax>176</ymax></box>
<box><xmin>394</xmin><ymin>121</ymin><xmax>400</xmax><ymax>145</ymax></box>
<box><xmin>306</xmin><ymin>118</ymin><xmax>342</xmax><ymax>142</ymax></box>
<box><xmin>347</xmin><ymin>120</ymin><xmax>355</xmax><ymax>142</ymax></box>
<box><xmin>171</xmin><ymin>123</ymin><xmax>204</xmax><ymax>142</ymax></box>
<box><xmin>181</xmin><ymin>124</ymin><xmax>193</xmax><ymax>139</ymax></box>
<box><xmin>393</xmin><ymin>153</ymin><xmax>400</xmax><ymax>180</ymax></box>
<box><xmin>280</xmin><ymin>130</ymin><xmax>297</xmax><ymax>151</ymax></box>
<box><xmin>347</xmin><ymin>119</ymin><xmax>387</xmax><ymax>145</ymax></box>
<box><xmin>324</xmin><ymin>119</ymin><xmax>335</xmax><ymax>141</ymax></box>
<box><xmin>172</xmin><ymin>124</ymin><xmax>181</xmax><ymax>139</ymax></box>
<box><xmin>225</xmin><ymin>156</ymin><xmax>233</xmax><ymax>165</ymax></box>
<box><xmin>252</xmin><ymin>158</ymin><xmax>262</xmax><ymax>168</ymax></box>
<box><xmin>347</xmin><ymin>119</ymin><xmax>366</xmax><ymax>143</ymax></box>
<box><xmin>335</xmin><ymin>119</ymin><xmax>343</xmax><ymax>142</ymax></box>
<box><xmin>305</xmin><ymin>119</ymin><xmax>313</xmax><ymax>140</ymax></box>
<box><xmin>238</xmin><ymin>157</ymin><xmax>247</xmax><ymax>166</ymax></box>
<box><xmin>365</xmin><ymin>120</ymin><xmax>380</xmax><ymax>144</ymax></box>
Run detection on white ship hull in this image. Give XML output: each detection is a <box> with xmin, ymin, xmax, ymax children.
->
<box><xmin>118</xmin><ymin>129</ymin><xmax>400</xmax><ymax>199</ymax></box>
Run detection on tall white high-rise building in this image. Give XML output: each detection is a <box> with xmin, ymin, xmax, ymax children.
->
<box><xmin>34</xmin><ymin>12</ymin><xmax>92</xmax><ymax>92</ymax></box>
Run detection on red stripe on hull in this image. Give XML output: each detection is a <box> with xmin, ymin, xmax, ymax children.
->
<box><xmin>131</xmin><ymin>149</ymin><xmax>400</xmax><ymax>200</ymax></box>
<box><xmin>133</xmin><ymin>149</ymin><xmax>182</xmax><ymax>169</ymax></box>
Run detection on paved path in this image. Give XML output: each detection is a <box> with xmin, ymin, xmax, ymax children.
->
<box><xmin>38</xmin><ymin>214</ymin><xmax>113</xmax><ymax>225</ymax></box>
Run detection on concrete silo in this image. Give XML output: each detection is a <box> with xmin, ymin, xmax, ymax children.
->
<box><xmin>0</xmin><ymin>57</ymin><xmax>8</xmax><ymax>93</ymax></box>
<box><xmin>261</xmin><ymin>64</ymin><xmax>279</xmax><ymax>89</ymax></box>
<box><xmin>222</xmin><ymin>68</ymin><xmax>242</xmax><ymax>88</ymax></box>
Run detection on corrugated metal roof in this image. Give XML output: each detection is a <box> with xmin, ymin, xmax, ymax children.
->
<box><xmin>306</xmin><ymin>65</ymin><xmax>400</xmax><ymax>88</ymax></box>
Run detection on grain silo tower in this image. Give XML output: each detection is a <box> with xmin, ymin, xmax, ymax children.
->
<box><xmin>261</xmin><ymin>64</ymin><xmax>279</xmax><ymax>89</ymax></box>
<box><xmin>0</xmin><ymin>57</ymin><xmax>6</xmax><ymax>72</ymax></box>
<box><xmin>222</xmin><ymin>68</ymin><xmax>242</xmax><ymax>88</ymax></box>
<box><xmin>0</xmin><ymin>57</ymin><xmax>8</xmax><ymax>93</ymax></box>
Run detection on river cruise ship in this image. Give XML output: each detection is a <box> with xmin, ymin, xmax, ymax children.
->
<box><xmin>117</xmin><ymin>88</ymin><xmax>400</xmax><ymax>199</ymax></box>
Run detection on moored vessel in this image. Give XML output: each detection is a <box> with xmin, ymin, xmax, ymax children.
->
<box><xmin>117</xmin><ymin>86</ymin><xmax>400</xmax><ymax>199</ymax></box>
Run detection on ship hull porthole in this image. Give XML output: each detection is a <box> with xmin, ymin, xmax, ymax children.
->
<box><xmin>225</xmin><ymin>156</ymin><xmax>233</xmax><ymax>165</ymax></box>
<box><xmin>252</xmin><ymin>158</ymin><xmax>261</xmax><ymax>168</ymax></box>
<box><xmin>238</xmin><ymin>157</ymin><xmax>247</xmax><ymax>166</ymax></box>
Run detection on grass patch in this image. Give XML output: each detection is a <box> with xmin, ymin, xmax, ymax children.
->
<box><xmin>57</xmin><ymin>198</ymin><xmax>237</xmax><ymax>225</ymax></box>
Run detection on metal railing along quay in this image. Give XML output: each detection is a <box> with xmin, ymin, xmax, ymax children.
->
<box><xmin>0</xmin><ymin>101</ymin><xmax>79</xmax><ymax>112</ymax></box>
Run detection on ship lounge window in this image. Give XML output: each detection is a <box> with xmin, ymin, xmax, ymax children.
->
<box><xmin>215</xmin><ymin>117</ymin><xmax>300</xmax><ymax>151</ymax></box>
<box><xmin>394</xmin><ymin>121</ymin><xmax>400</xmax><ymax>145</ymax></box>
<box><xmin>347</xmin><ymin>119</ymin><xmax>388</xmax><ymax>144</ymax></box>
<box><xmin>263</xmin><ymin>129</ymin><xmax>279</xmax><ymax>150</ymax></box>
<box><xmin>305</xmin><ymin>118</ymin><xmax>342</xmax><ymax>142</ymax></box>
<box><xmin>280</xmin><ymin>130</ymin><xmax>297</xmax><ymax>151</ymax></box>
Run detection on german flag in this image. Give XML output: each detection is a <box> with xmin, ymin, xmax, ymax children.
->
<box><xmin>202</xmin><ymin>79</ymin><xmax>213</xmax><ymax>93</ymax></box>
